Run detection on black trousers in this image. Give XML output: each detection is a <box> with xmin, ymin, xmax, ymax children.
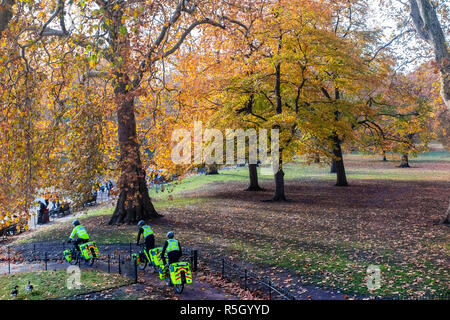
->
<box><xmin>165</xmin><ymin>250</ymin><xmax>182</xmax><ymax>265</ymax></box>
<box><xmin>144</xmin><ymin>235</ymin><xmax>155</xmax><ymax>254</ymax></box>
<box><xmin>74</xmin><ymin>238</ymin><xmax>89</xmax><ymax>252</ymax></box>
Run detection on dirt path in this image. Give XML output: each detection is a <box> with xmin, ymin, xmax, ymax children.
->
<box><xmin>61</xmin><ymin>270</ymin><xmax>239</xmax><ymax>300</ymax></box>
<box><xmin>5</xmin><ymin>241</ymin><xmax>349</xmax><ymax>300</ymax></box>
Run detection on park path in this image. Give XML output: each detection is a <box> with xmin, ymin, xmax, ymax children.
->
<box><xmin>1</xmin><ymin>239</ymin><xmax>241</xmax><ymax>300</ymax></box>
<box><xmin>3</xmin><ymin>191</ymin><xmax>350</xmax><ymax>300</ymax></box>
<box><xmin>4</xmin><ymin>237</ymin><xmax>350</xmax><ymax>300</ymax></box>
<box><xmin>0</xmin><ymin>258</ymin><xmax>239</xmax><ymax>300</ymax></box>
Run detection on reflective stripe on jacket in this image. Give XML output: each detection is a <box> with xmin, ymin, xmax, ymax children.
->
<box><xmin>166</xmin><ymin>239</ymin><xmax>180</xmax><ymax>253</ymax></box>
<box><xmin>142</xmin><ymin>225</ymin><xmax>154</xmax><ymax>238</ymax></box>
<box><xmin>70</xmin><ymin>225</ymin><xmax>89</xmax><ymax>240</ymax></box>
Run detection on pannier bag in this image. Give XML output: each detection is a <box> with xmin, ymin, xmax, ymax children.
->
<box><xmin>169</xmin><ymin>262</ymin><xmax>193</xmax><ymax>285</ymax></box>
<box><xmin>64</xmin><ymin>249</ymin><xmax>72</xmax><ymax>262</ymax></box>
<box><xmin>159</xmin><ymin>266</ymin><xmax>168</xmax><ymax>280</ymax></box>
<box><xmin>79</xmin><ymin>241</ymin><xmax>100</xmax><ymax>259</ymax></box>
<box><xmin>131</xmin><ymin>253</ymin><xmax>141</xmax><ymax>265</ymax></box>
<box><xmin>79</xmin><ymin>243</ymin><xmax>93</xmax><ymax>260</ymax></box>
<box><xmin>149</xmin><ymin>247</ymin><xmax>163</xmax><ymax>267</ymax></box>
<box><xmin>87</xmin><ymin>241</ymin><xmax>100</xmax><ymax>258</ymax></box>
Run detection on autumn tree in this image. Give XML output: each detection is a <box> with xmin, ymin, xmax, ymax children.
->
<box><xmin>409</xmin><ymin>0</ymin><xmax>449</xmax><ymax>110</ymax></box>
<box><xmin>357</xmin><ymin>70</ymin><xmax>435</xmax><ymax>168</ymax></box>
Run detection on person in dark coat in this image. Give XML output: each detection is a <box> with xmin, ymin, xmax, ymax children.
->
<box><xmin>38</xmin><ymin>200</ymin><xmax>49</xmax><ymax>224</ymax></box>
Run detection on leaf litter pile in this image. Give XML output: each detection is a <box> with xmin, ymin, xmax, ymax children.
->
<box><xmin>6</xmin><ymin>159</ymin><xmax>449</xmax><ymax>299</ymax></box>
<box><xmin>157</xmin><ymin>172</ymin><xmax>449</xmax><ymax>299</ymax></box>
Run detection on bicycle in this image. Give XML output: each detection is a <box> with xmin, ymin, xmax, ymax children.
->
<box><xmin>160</xmin><ymin>260</ymin><xmax>193</xmax><ymax>294</ymax></box>
<box><xmin>132</xmin><ymin>244</ymin><xmax>164</xmax><ymax>272</ymax></box>
<box><xmin>64</xmin><ymin>241</ymin><xmax>100</xmax><ymax>267</ymax></box>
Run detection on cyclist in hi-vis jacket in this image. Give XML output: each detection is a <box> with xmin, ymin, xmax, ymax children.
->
<box><xmin>68</xmin><ymin>219</ymin><xmax>89</xmax><ymax>252</ymax></box>
<box><xmin>161</xmin><ymin>231</ymin><xmax>182</xmax><ymax>266</ymax></box>
<box><xmin>136</xmin><ymin>220</ymin><xmax>155</xmax><ymax>253</ymax></box>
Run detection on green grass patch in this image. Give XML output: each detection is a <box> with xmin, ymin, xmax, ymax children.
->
<box><xmin>228</xmin><ymin>240</ymin><xmax>449</xmax><ymax>299</ymax></box>
<box><xmin>150</xmin><ymin>152</ymin><xmax>450</xmax><ymax>197</ymax></box>
<box><xmin>149</xmin><ymin>168</ymin><xmax>251</xmax><ymax>200</ymax></box>
<box><xmin>0</xmin><ymin>270</ymin><xmax>131</xmax><ymax>300</ymax></box>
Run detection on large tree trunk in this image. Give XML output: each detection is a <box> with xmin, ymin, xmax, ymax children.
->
<box><xmin>332</xmin><ymin>135</ymin><xmax>348</xmax><ymax>187</ymax></box>
<box><xmin>109</xmin><ymin>93</ymin><xmax>161</xmax><ymax>225</ymax></box>
<box><xmin>246</xmin><ymin>163</ymin><xmax>264</xmax><ymax>191</ymax></box>
<box><xmin>399</xmin><ymin>153</ymin><xmax>410</xmax><ymax>168</ymax></box>
<box><xmin>270</xmin><ymin>51</ymin><xmax>287</xmax><ymax>202</ymax></box>
<box><xmin>382</xmin><ymin>151</ymin><xmax>387</xmax><ymax>162</ymax></box>
<box><xmin>330</xmin><ymin>158</ymin><xmax>337</xmax><ymax>173</ymax></box>
<box><xmin>273</xmin><ymin>167</ymin><xmax>286</xmax><ymax>201</ymax></box>
<box><xmin>272</xmin><ymin>149</ymin><xmax>286</xmax><ymax>201</ymax></box>
<box><xmin>410</xmin><ymin>0</ymin><xmax>450</xmax><ymax>110</ymax></box>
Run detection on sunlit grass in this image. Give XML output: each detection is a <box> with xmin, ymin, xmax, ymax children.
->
<box><xmin>150</xmin><ymin>151</ymin><xmax>450</xmax><ymax>197</ymax></box>
<box><xmin>0</xmin><ymin>270</ymin><xmax>131</xmax><ymax>300</ymax></box>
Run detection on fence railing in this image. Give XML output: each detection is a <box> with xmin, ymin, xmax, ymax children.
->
<box><xmin>3</xmin><ymin>242</ymin><xmax>449</xmax><ymax>300</ymax></box>
<box><xmin>204</xmin><ymin>252</ymin><xmax>295</xmax><ymax>300</ymax></box>
<box><xmin>0</xmin><ymin>245</ymin><xmax>134</xmax><ymax>281</ymax></box>
<box><xmin>0</xmin><ymin>242</ymin><xmax>199</xmax><ymax>285</ymax></box>
<box><xmin>1</xmin><ymin>242</ymin><xmax>292</xmax><ymax>299</ymax></box>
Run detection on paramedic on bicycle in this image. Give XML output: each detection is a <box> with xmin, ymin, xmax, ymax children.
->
<box><xmin>136</xmin><ymin>220</ymin><xmax>155</xmax><ymax>253</ymax></box>
<box><xmin>67</xmin><ymin>220</ymin><xmax>90</xmax><ymax>252</ymax></box>
<box><xmin>161</xmin><ymin>231</ymin><xmax>182</xmax><ymax>266</ymax></box>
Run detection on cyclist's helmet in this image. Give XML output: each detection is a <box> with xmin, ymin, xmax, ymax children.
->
<box><xmin>137</xmin><ymin>220</ymin><xmax>145</xmax><ymax>227</ymax></box>
<box><xmin>72</xmin><ymin>219</ymin><xmax>80</xmax><ymax>226</ymax></box>
<box><xmin>166</xmin><ymin>231</ymin><xmax>174</xmax><ymax>239</ymax></box>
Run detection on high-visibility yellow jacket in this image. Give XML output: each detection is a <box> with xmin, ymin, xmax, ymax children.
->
<box><xmin>142</xmin><ymin>225</ymin><xmax>154</xmax><ymax>238</ymax></box>
<box><xmin>166</xmin><ymin>239</ymin><xmax>180</xmax><ymax>253</ymax></box>
<box><xmin>69</xmin><ymin>225</ymin><xmax>89</xmax><ymax>240</ymax></box>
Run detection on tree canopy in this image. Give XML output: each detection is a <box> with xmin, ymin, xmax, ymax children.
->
<box><xmin>0</xmin><ymin>0</ymin><xmax>447</xmax><ymax>227</ymax></box>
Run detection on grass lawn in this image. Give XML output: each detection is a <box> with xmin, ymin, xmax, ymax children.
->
<box><xmin>0</xmin><ymin>270</ymin><xmax>131</xmax><ymax>300</ymax></box>
<box><xmin>11</xmin><ymin>152</ymin><xmax>450</xmax><ymax>299</ymax></box>
<box><xmin>152</xmin><ymin>151</ymin><xmax>450</xmax><ymax>201</ymax></box>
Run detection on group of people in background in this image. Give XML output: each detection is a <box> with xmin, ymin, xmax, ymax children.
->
<box><xmin>96</xmin><ymin>180</ymin><xmax>114</xmax><ymax>197</ymax></box>
<box><xmin>36</xmin><ymin>179</ymin><xmax>114</xmax><ymax>225</ymax></box>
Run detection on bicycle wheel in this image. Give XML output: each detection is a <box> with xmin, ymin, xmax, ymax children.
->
<box><xmin>174</xmin><ymin>284</ymin><xmax>184</xmax><ymax>294</ymax></box>
<box><xmin>85</xmin><ymin>257</ymin><xmax>95</xmax><ymax>266</ymax></box>
<box><xmin>138</xmin><ymin>255</ymin><xmax>147</xmax><ymax>271</ymax></box>
<box><xmin>164</xmin><ymin>271</ymin><xmax>172</xmax><ymax>286</ymax></box>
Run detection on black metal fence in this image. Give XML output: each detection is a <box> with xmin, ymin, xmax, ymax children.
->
<box><xmin>201</xmin><ymin>251</ymin><xmax>295</xmax><ymax>300</ymax></box>
<box><xmin>0</xmin><ymin>242</ymin><xmax>293</xmax><ymax>299</ymax></box>
<box><xmin>2</xmin><ymin>242</ymin><xmax>448</xmax><ymax>300</ymax></box>
<box><xmin>0</xmin><ymin>242</ymin><xmax>199</xmax><ymax>286</ymax></box>
<box><xmin>0</xmin><ymin>244</ymin><xmax>133</xmax><ymax>281</ymax></box>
